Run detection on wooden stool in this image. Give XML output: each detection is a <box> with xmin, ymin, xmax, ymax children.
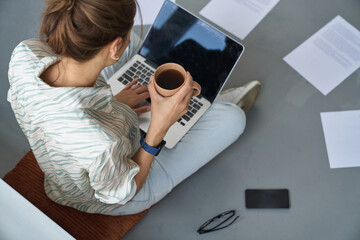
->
<box><xmin>3</xmin><ymin>151</ymin><xmax>148</xmax><ymax>240</ymax></box>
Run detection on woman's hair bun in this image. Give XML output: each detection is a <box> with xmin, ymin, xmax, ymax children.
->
<box><xmin>65</xmin><ymin>0</ymin><xmax>76</xmax><ymax>11</ymax></box>
<box><xmin>40</xmin><ymin>0</ymin><xmax>138</xmax><ymax>62</ymax></box>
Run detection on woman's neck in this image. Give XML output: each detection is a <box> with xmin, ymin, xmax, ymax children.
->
<box><xmin>41</xmin><ymin>56</ymin><xmax>105</xmax><ymax>88</ymax></box>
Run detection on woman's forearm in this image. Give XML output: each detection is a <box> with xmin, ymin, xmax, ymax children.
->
<box><xmin>132</xmin><ymin>127</ymin><xmax>166</xmax><ymax>195</ymax></box>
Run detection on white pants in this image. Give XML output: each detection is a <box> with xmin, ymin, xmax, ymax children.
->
<box><xmin>101</xmin><ymin>32</ymin><xmax>247</xmax><ymax>215</ymax></box>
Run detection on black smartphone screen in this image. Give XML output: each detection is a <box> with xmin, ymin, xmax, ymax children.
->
<box><xmin>245</xmin><ymin>189</ymin><xmax>290</xmax><ymax>208</ymax></box>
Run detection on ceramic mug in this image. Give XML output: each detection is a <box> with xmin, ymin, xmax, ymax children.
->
<box><xmin>153</xmin><ymin>63</ymin><xmax>201</xmax><ymax>97</ymax></box>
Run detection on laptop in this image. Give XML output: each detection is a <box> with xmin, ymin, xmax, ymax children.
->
<box><xmin>108</xmin><ymin>0</ymin><xmax>244</xmax><ymax>148</ymax></box>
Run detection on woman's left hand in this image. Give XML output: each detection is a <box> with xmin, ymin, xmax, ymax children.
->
<box><xmin>115</xmin><ymin>78</ymin><xmax>150</xmax><ymax>114</ymax></box>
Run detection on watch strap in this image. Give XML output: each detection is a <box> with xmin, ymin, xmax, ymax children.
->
<box><xmin>140</xmin><ymin>134</ymin><xmax>166</xmax><ymax>156</ymax></box>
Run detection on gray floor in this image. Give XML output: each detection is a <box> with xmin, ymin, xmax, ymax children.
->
<box><xmin>1</xmin><ymin>0</ymin><xmax>360</xmax><ymax>239</ymax></box>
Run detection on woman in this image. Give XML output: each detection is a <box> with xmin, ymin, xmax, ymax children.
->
<box><xmin>8</xmin><ymin>0</ymin><xmax>260</xmax><ymax>215</ymax></box>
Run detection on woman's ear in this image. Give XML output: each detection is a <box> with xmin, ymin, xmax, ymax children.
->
<box><xmin>109</xmin><ymin>37</ymin><xmax>123</xmax><ymax>60</ymax></box>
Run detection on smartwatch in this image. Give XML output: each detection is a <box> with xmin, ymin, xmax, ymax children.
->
<box><xmin>140</xmin><ymin>134</ymin><xmax>166</xmax><ymax>156</ymax></box>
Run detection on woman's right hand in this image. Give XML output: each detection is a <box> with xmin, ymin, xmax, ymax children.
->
<box><xmin>131</xmin><ymin>72</ymin><xmax>193</xmax><ymax>196</ymax></box>
<box><xmin>145</xmin><ymin>72</ymin><xmax>194</xmax><ymax>145</ymax></box>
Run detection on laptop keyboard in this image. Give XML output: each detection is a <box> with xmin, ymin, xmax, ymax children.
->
<box><xmin>177</xmin><ymin>97</ymin><xmax>203</xmax><ymax>126</ymax></box>
<box><xmin>117</xmin><ymin>60</ymin><xmax>203</xmax><ymax>126</ymax></box>
<box><xmin>117</xmin><ymin>61</ymin><xmax>154</xmax><ymax>86</ymax></box>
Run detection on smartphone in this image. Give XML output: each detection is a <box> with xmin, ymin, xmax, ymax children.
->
<box><xmin>245</xmin><ymin>189</ymin><xmax>290</xmax><ymax>208</ymax></box>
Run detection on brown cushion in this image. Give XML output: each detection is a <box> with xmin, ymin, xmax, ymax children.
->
<box><xmin>3</xmin><ymin>151</ymin><xmax>148</xmax><ymax>240</ymax></box>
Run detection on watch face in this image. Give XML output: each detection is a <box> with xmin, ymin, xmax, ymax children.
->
<box><xmin>155</xmin><ymin>140</ymin><xmax>166</xmax><ymax>156</ymax></box>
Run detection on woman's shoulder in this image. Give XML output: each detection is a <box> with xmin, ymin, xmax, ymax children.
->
<box><xmin>9</xmin><ymin>39</ymin><xmax>55</xmax><ymax>75</ymax></box>
<box><xmin>8</xmin><ymin>39</ymin><xmax>58</xmax><ymax>88</ymax></box>
<box><xmin>11</xmin><ymin>39</ymin><xmax>54</xmax><ymax>63</ymax></box>
<box><xmin>14</xmin><ymin>38</ymin><xmax>53</xmax><ymax>53</ymax></box>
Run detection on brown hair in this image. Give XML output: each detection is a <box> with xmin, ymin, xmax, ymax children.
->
<box><xmin>40</xmin><ymin>0</ymin><xmax>139</xmax><ymax>62</ymax></box>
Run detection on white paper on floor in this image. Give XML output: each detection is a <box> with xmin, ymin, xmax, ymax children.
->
<box><xmin>320</xmin><ymin>110</ymin><xmax>360</xmax><ymax>169</ymax></box>
<box><xmin>199</xmin><ymin>0</ymin><xmax>280</xmax><ymax>40</ymax></box>
<box><xmin>284</xmin><ymin>16</ymin><xmax>360</xmax><ymax>95</ymax></box>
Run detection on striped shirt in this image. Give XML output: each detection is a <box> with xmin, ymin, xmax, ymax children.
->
<box><xmin>8</xmin><ymin>39</ymin><xmax>141</xmax><ymax>214</ymax></box>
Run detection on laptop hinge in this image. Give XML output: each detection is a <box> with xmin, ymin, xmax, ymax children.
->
<box><xmin>144</xmin><ymin>59</ymin><xmax>158</xmax><ymax>69</ymax></box>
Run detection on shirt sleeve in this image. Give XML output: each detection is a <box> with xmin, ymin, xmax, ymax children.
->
<box><xmin>88</xmin><ymin>140</ymin><xmax>140</xmax><ymax>205</ymax></box>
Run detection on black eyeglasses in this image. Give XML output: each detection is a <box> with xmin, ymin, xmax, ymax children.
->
<box><xmin>197</xmin><ymin>210</ymin><xmax>239</xmax><ymax>234</ymax></box>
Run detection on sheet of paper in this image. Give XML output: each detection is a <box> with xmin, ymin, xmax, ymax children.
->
<box><xmin>284</xmin><ymin>16</ymin><xmax>360</xmax><ymax>95</ymax></box>
<box><xmin>199</xmin><ymin>0</ymin><xmax>280</xmax><ymax>40</ymax></box>
<box><xmin>320</xmin><ymin>110</ymin><xmax>360</xmax><ymax>169</ymax></box>
<box><xmin>135</xmin><ymin>0</ymin><xmax>175</xmax><ymax>26</ymax></box>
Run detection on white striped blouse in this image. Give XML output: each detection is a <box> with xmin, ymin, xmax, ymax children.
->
<box><xmin>8</xmin><ymin>39</ymin><xmax>141</xmax><ymax>214</ymax></box>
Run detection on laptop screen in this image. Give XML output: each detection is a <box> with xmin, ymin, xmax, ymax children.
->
<box><xmin>139</xmin><ymin>1</ymin><xmax>244</xmax><ymax>102</ymax></box>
